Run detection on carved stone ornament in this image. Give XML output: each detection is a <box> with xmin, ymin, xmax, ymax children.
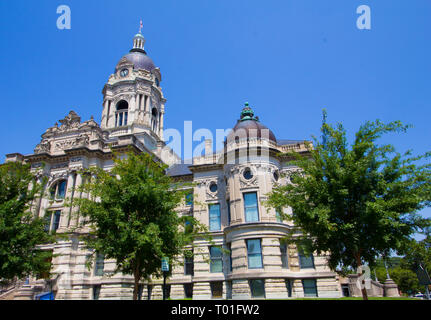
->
<box><xmin>239</xmin><ymin>166</ymin><xmax>258</xmax><ymax>189</ymax></box>
<box><xmin>55</xmin><ymin>133</ymin><xmax>90</xmax><ymax>151</ymax></box>
<box><xmin>34</xmin><ymin>139</ymin><xmax>51</xmax><ymax>154</ymax></box>
<box><xmin>58</xmin><ymin>111</ymin><xmax>81</xmax><ymax>132</ymax></box>
<box><xmin>205</xmin><ymin>179</ymin><xmax>219</xmax><ymax>200</ymax></box>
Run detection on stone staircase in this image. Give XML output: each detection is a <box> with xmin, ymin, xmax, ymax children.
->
<box><xmin>0</xmin><ymin>279</ymin><xmax>51</xmax><ymax>300</ymax></box>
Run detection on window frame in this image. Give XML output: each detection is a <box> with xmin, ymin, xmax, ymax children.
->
<box><xmin>209</xmin><ymin>246</ymin><xmax>223</xmax><ymax>273</ymax></box>
<box><xmin>184</xmin><ymin>250</ymin><xmax>194</xmax><ymax>276</ymax></box>
<box><xmin>243</xmin><ymin>192</ymin><xmax>259</xmax><ymax>222</ymax></box>
<box><xmin>44</xmin><ymin>210</ymin><xmax>61</xmax><ymax>234</ymax></box>
<box><xmin>246</xmin><ymin>239</ymin><xmax>263</xmax><ymax>269</ymax></box>
<box><xmin>249</xmin><ymin>279</ymin><xmax>265</xmax><ymax>298</ymax></box>
<box><xmin>299</xmin><ymin>252</ymin><xmax>315</xmax><ymax>269</ymax></box>
<box><xmin>302</xmin><ymin>279</ymin><xmax>318</xmax><ymax>297</ymax></box>
<box><xmin>50</xmin><ymin>180</ymin><xmax>67</xmax><ymax>200</ymax></box>
<box><xmin>210</xmin><ymin>281</ymin><xmax>223</xmax><ymax>299</ymax></box>
<box><xmin>94</xmin><ymin>252</ymin><xmax>105</xmax><ymax>276</ymax></box>
<box><xmin>208</xmin><ymin>203</ymin><xmax>221</xmax><ymax>231</ymax></box>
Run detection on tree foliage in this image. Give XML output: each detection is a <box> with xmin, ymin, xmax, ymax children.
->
<box><xmin>0</xmin><ymin>161</ymin><xmax>53</xmax><ymax>282</ymax></box>
<box><xmin>267</xmin><ymin>112</ymin><xmax>431</xmax><ymax>299</ymax></box>
<box><xmin>73</xmin><ymin>151</ymin><xmax>207</xmax><ymax>300</ymax></box>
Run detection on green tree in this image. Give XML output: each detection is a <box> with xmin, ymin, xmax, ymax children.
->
<box><xmin>267</xmin><ymin>112</ymin><xmax>431</xmax><ymax>300</ymax></box>
<box><xmin>0</xmin><ymin>161</ymin><xmax>53</xmax><ymax>282</ymax></box>
<box><xmin>73</xmin><ymin>151</ymin><xmax>207</xmax><ymax>300</ymax></box>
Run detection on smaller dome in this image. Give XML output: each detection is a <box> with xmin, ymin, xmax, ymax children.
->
<box><xmin>120</xmin><ymin>51</ymin><xmax>156</xmax><ymax>72</ymax></box>
<box><xmin>226</xmin><ymin>103</ymin><xmax>277</xmax><ymax>143</ymax></box>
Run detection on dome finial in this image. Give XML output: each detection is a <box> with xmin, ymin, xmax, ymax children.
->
<box><xmin>131</xmin><ymin>22</ymin><xmax>146</xmax><ymax>53</ymax></box>
<box><xmin>240</xmin><ymin>102</ymin><xmax>258</xmax><ymax>122</ymax></box>
<box><xmin>139</xmin><ymin>20</ymin><xmax>143</xmax><ymax>34</ymax></box>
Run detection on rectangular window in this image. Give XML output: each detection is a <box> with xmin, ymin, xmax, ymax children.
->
<box><xmin>93</xmin><ymin>285</ymin><xmax>101</xmax><ymax>300</ymax></box>
<box><xmin>286</xmin><ymin>279</ymin><xmax>293</xmax><ymax>297</ymax></box>
<box><xmin>184</xmin><ymin>283</ymin><xmax>193</xmax><ymax>299</ymax></box>
<box><xmin>247</xmin><ymin>239</ymin><xmax>263</xmax><ymax>269</ymax></box>
<box><xmin>184</xmin><ymin>250</ymin><xmax>194</xmax><ymax>276</ymax></box>
<box><xmin>94</xmin><ymin>252</ymin><xmax>104</xmax><ymax>276</ymax></box>
<box><xmin>211</xmin><ymin>282</ymin><xmax>223</xmax><ymax>299</ymax></box>
<box><xmin>52</xmin><ymin>211</ymin><xmax>61</xmax><ymax>231</ymax></box>
<box><xmin>226</xmin><ymin>200</ymin><xmax>231</xmax><ymax>225</ymax></box>
<box><xmin>147</xmin><ymin>285</ymin><xmax>153</xmax><ymax>300</ymax></box>
<box><xmin>244</xmin><ymin>192</ymin><xmax>259</xmax><ymax>222</ymax></box>
<box><xmin>44</xmin><ymin>211</ymin><xmax>61</xmax><ymax>233</ymax></box>
<box><xmin>302</xmin><ymin>279</ymin><xmax>318</xmax><ymax>297</ymax></box>
<box><xmin>280</xmin><ymin>241</ymin><xmax>288</xmax><ymax>269</ymax></box>
<box><xmin>210</xmin><ymin>246</ymin><xmax>223</xmax><ymax>273</ymax></box>
<box><xmin>276</xmin><ymin>210</ymin><xmax>282</xmax><ymax>223</ymax></box>
<box><xmin>209</xmin><ymin>203</ymin><xmax>221</xmax><ymax>231</ymax></box>
<box><xmin>138</xmin><ymin>284</ymin><xmax>144</xmax><ymax>300</ymax></box>
<box><xmin>299</xmin><ymin>252</ymin><xmax>315</xmax><ymax>269</ymax></box>
<box><xmin>249</xmin><ymin>279</ymin><xmax>265</xmax><ymax>298</ymax></box>
<box><xmin>57</xmin><ymin>181</ymin><xmax>67</xmax><ymax>199</ymax></box>
<box><xmin>119</xmin><ymin>113</ymin><xmax>123</xmax><ymax>126</ymax></box>
<box><xmin>185</xmin><ymin>191</ymin><xmax>193</xmax><ymax>206</ymax></box>
<box><xmin>44</xmin><ymin>213</ymin><xmax>52</xmax><ymax>232</ymax></box>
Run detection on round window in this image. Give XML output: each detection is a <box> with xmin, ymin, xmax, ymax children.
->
<box><xmin>209</xmin><ymin>183</ymin><xmax>218</xmax><ymax>193</ymax></box>
<box><xmin>120</xmin><ymin>68</ymin><xmax>129</xmax><ymax>77</ymax></box>
<box><xmin>243</xmin><ymin>168</ymin><xmax>253</xmax><ymax>180</ymax></box>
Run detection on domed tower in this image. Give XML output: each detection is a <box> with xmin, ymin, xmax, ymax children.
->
<box><xmin>223</xmin><ymin>102</ymin><xmax>282</xmax><ymax>225</ymax></box>
<box><xmin>101</xmin><ymin>28</ymin><xmax>166</xmax><ymax>148</ymax></box>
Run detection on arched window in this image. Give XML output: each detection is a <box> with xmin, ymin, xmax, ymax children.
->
<box><xmin>151</xmin><ymin>108</ymin><xmax>158</xmax><ymax>132</ymax></box>
<box><xmin>50</xmin><ymin>180</ymin><xmax>67</xmax><ymax>200</ymax></box>
<box><xmin>115</xmin><ymin>100</ymin><xmax>129</xmax><ymax>127</ymax></box>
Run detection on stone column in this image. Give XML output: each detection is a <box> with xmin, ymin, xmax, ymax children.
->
<box><xmin>193</xmin><ymin>282</ymin><xmax>212</xmax><ymax>300</ymax></box>
<box><xmin>129</xmin><ymin>95</ymin><xmax>136</xmax><ymax>124</ymax></box>
<box><xmin>69</xmin><ymin>173</ymin><xmax>83</xmax><ymax>228</ymax></box>
<box><xmin>59</xmin><ymin>172</ymin><xmax>76</xmax><ymax>230</ymax></box>
<box><xmin>265</xmin><ymin>278</ymin><xmax>289</xmax><ymax>299</ymax></box>
<box><xmin>170</xmin><ymin>284</ymin><xmax>185</xmax><ymax>300</ymax></box>
<box><xmin>159</xmin><ymin>110</ymin><xmax>165</xmax><ymax>140</ymax></box>
<box><xmin>232</xmin><ymin>279</ymin><xmax>250</xmax><ymax>299</ymax></box>
<box><xmin>101</xmin><ymin>99</ymin><xmax>109</xmax><ymax>129</ymax></box>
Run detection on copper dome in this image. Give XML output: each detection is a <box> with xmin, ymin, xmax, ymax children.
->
<box><xmin>226</xmin><ymin>103</ymin><xmax>277</xmax><ymax>143</ymax></box>
<box><xmin>120</xmin><ymin>51</ymin><xmax>156</xmax><ymax>72</ymax></box>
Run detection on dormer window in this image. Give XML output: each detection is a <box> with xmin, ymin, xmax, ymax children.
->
<box><xmin>115</xmin><ymin>100</ymin><xmax>129</xmax><ymax>127</ymax></box>
<box><xmin>155</xmin><ymin>78</ymin><xmax>160</xmax><ymax>87</ymax></box>
<box><xmin>120</xmin><ymin>68</ymin><xmax>129</xmax><ymax>77</ymax></box>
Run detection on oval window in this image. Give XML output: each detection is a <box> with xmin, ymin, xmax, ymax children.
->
<box><xmin>243</xmin><ymin>168</ymin><xmax>253</xmax><ymax>180</ymax></box>
<box><xmin>209</xmin><ymin>183</ymin><xmax>218</xmax><ymax>193</ymax></box>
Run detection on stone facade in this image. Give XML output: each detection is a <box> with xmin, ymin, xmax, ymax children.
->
<box><xmin>4</xmin><ymin>31</ymin><xmax>343</xmax><ymax>300</ymax></box>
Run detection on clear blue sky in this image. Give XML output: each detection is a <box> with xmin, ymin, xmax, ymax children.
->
<box><xmin>0</xmin><ymin>0</ymin><xmax>430</xmax><ymax>222</ymax></box>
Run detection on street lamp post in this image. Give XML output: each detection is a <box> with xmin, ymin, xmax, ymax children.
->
<box><xmin>161</xmin><ymin>257</ymin><xmax>169</xmax><ymax>301</ymax></box>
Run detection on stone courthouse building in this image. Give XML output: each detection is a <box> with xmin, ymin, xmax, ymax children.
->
<box><xmin>3</xmin><ymin>30</ymin><xmax>346</xmax><ymax>300</ymax></box>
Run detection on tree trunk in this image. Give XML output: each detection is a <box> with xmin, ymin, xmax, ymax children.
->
<box><xmin>354</xmin><ymin>253</ymin><xmax>368</xmax><ymax>300</ymax></box>
<box><xmin>133</xmin><ymin>262</ymin><xmax>141</xmax><ymax>300</ymax></box>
